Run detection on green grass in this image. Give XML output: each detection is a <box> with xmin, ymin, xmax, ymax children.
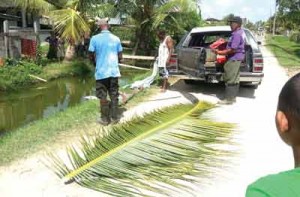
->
<box><xmin>265</xmin><ymin>35</ymin><xmax>300</xmax><ymax>68</ymax></box>
<box><xmin>0</xmin><ymin>87</ymin><xmax>157</xmax><ymax>166</ymax></box>
<box><xmin>0</xmin><ymin>100</ymin><xmax>98</xmax><ymax>165</ymax></box>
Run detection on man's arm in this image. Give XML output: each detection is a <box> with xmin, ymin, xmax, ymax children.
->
<box><xmin>166</xmin><ymin>36</ymin><xmax>174</xmax><ymax>66</ymax></box>
<box><xmin>118</xmin><ymin>52</ymin><xmax>123</xmax><ymax>63</ymax></box>
<box><xmin>215</xmin><ymin>48</ymin><xmax>235</xmax><ymax>55</ymax></box>
<box><xmin>215</xmin><ymin>33</ymin><xmax>242</xmax><ymax>55</ymax></box>
<box><xmin>89</xmin><ymin>52</ymin><xmax>96</xmax><ymax>66</ymax></box>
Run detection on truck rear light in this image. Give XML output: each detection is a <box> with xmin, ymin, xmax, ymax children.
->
<box><xmin>254</xmin><ymin>66</ymin><xmax>263</xmax><ymax>72</ymax></box>
<box><xmin>254</xmin><ymin>58</ymin><xmax>263</xmax><ymax>64</ymax></box>
<box><xmin>169</xmin><ymin>58</ymin><xmax>177</xmax><ymax>63</ymax></box>
<box><xmin>169</xmin><ymin>54</ymin><xmax>177</xmax><ymax>63</ymax></box>
<box><xmin>253</xmin><ymin>58</ymin><xmax>263</xmax><ymax>72</ymax></box>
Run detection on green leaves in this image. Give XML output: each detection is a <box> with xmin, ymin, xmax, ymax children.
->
<box><xmin>50</xmin><ymin>8</ymin><xmax>90</xmax><ymax>42</ymax></box>
<box><xmin>49</xmin><ymin>102</ymin><xmax>237</xmax><ymax>196</ymax></box>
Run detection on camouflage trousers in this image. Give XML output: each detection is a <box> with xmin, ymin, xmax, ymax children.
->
<box><xmin>96</xmin><ymin>77</ymin><xmax>119</xmax><ymax>102</ymax></box>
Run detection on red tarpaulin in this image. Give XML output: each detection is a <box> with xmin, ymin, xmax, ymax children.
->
<box><xmin>21</xmin><ymin>39</ymin><xmax>37</xmax><ymax>58</ymax></box>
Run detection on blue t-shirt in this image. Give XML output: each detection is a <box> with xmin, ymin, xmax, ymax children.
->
<box><xmin>88</xmin><ymin>30</ymin><xmax>123</xmax><ymax>80</ymax></box>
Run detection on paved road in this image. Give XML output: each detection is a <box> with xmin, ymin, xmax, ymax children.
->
<box><xmin>124</xmin><ymin>43</ymin><xmax>292</xmax><ymax>196</ymax></box>
<box><xmin>194</xmin><ymin>45</ymin><xmax>292</xmax><ymax>196</ymax></box>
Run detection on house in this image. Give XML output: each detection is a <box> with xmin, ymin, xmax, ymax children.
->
<box><xmin>205</xmin><ymin>18</ymin><xmax>221</xmax><ymax>25</ymax></box>
<box><xmin>0</xmin><ymin>1</ymin><xmax>51</xmax><ymax>59</ymax></box>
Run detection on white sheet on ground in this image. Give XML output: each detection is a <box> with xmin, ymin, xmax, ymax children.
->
<box><xmin>130</xmin><ymin>59</ymin><xmax>158</xmax><ymax>89</ymax></box>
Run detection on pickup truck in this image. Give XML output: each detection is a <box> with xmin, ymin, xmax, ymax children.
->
<box><xmin>169</xmin><ymin>26</ymin><xmax>264</xmax><ymax>88</ymax></box>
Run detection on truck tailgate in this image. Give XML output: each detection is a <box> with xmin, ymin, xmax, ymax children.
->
<box><xmin>177</xmin><ymin>47</ymin><xmax>205</xmax><ymax>77</ymax></box>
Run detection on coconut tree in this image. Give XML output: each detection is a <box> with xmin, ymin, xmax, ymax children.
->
<box><xmin>49</xmin><ymin>102</ymin><xmax>237</xmax><ymax>196</ymax></box>
<box><xmin>14</xmin><ymin>0</ymin><xmax>117</xmax><ymax>60</ymax></box>
<box><xmin>115</xmin><ymin>0</ymin><xmax>200</xmax><ymax>55</ymax></box>
<box><xmin>13</xmin><ymin>0</ymin><xmax>54</xmax><ymax>14</ymax></box>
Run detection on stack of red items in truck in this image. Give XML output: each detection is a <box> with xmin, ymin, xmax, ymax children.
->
<box><xmin>209</xmin><ymin>38</ymin><xmax>227</xmax><ymax>64</ymax></box>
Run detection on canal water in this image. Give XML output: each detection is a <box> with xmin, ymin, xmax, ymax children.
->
<box><xmin>0</xmin><ymin>68</ymin><xmax>147</xmax><ymax>133</ymax></box>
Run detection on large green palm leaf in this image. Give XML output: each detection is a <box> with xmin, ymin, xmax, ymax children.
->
<box><xmin>152</xmin><ymin>0</ymin><xmax>197</xmax><ymax>29</ymax></box>
<box><xmin>49</xmin><ymin>102</ymin><xmax>237</xmax><ymax>196</ymax></box>
<box><xmin>50</xmin><ymin>8</ymin><xmax>90</xmax><ymax>42</ymax></box>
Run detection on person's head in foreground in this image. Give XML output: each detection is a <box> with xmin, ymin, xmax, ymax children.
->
<box><xmin>276</xmin><ymin>73</ymin><xmax>300</xmax><ymax>151</ymax></box>
<box><xmin>246</xmin><ymin>72</ymin><xmax>300</xmax><ymax>196</ymax></box>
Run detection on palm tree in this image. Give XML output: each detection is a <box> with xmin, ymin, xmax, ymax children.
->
<box><xmin>115</xmin><ymin>0</ymin><xmax>200</xmax><ymax>55</ymax></box>
<box><xmin>49</xmin><ymin>102</ymin><xmax>236</xmax><ymax>196</ymax></box>
<box><xmin>14</xmin><ymin>0</ymin><xmax>116</xmax><ymax>60</ymax></box>
<box><xmin>15</xmin><ymin>0</ymin><xmax>201</xmax><ymax>59</ymax></box>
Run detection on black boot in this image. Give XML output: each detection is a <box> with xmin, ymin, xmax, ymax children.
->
<box><xmin>110</xmin><ymin>100</ymin><xmax>119</xmax><ymax>124</ymax></box>
<box><xmin>98</xmin><ymin>102</ymin><xmax>110</xmax><ymax>125</ymax></box>
<box><xmin>218</xmin><ymin>84</ymin><xmax>239</xmax><ymax>105</ymax></box>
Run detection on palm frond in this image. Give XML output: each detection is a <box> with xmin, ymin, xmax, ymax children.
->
<box><xmin>152</xmin><ymin>0</ymin><xmax>197</xmax><ymax>29</ymax></box>
<box><xmin>14</xmin><ymin>0</ymin><xmax>54</xmax><ymax>13</ymax></box>
<box><xmin>49</xmin><ymin>102</ymin><xmax>237</xmax><ymax>196</ymax></box>
<box><xmin>50</xmin><ymin>8</ymin><xmax>90</xmax><ymax>42</ymax></box>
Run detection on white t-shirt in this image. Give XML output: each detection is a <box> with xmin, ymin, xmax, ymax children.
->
<box><xmin>158</xmin><ymin>36</ymin><xmax>170</xmax><ymax>68</ymax></box>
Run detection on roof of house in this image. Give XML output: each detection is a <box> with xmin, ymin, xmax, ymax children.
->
<box><xmin>0</xmin><ymin>13</ymin><xmax>21</xmax><ymax>20</ymax></box>
<box><xmin>205</xmin><ymin>18</ymin><xmax>220</xmax><ymax>22</ymax></box>
<box><xmin>0</xmin><ymin>1</ymin><xmax>16</xmax><ymax>7</ymax></box>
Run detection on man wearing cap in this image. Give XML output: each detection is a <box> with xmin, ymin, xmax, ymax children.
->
<box><xmin>214</xmin><ymin>16</ymin><xmax>245</xmax><ymax>105</ymax></box>
<box><xmin>88</xmin><ymin>17</ymin><xmax>123</xmax><ymax>125</ymax></box>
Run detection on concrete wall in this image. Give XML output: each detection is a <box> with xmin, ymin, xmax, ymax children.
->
<box><xmin>0</xmin><ymin>28</ymin><xmax>51</xmax><ymax>58</ymax></box>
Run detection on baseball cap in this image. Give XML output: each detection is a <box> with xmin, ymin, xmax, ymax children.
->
<box><xmin>95</xmin><ymin>17</ymin><xmax>109</xmax><ymax>25</ymax></box>
<box><xmin>228</xmin><ymin>16</ymin><xmax>242</xmax><ymax>24</ymax></box>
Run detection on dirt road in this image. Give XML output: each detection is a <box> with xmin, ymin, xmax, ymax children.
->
<box><xmin>0</xmin><ymin>44</ymin><xmax>294</xmax><ymax>197</ymax></box>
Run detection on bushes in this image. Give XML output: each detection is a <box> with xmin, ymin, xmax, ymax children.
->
<box><xmin>0</xmin><ymin>60</ymin><xmax>43</xmax><ymax>91</ymax></box>
<box><xmin>289</xmin><ymin>32</ymin><xmax>300</xmax><ymax>43</ymax></box>
<box><xmin>0</xmin><ymin>59</ymin><xmax>94</xmax><ymax>91</ymax></box>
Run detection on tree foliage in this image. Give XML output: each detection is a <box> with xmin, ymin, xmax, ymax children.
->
<box><xmin>115</xmin><ymin>0</ymin><xmax>201</xmax><ymax>54</ymax></box>
<box><xmin>276</xmin><ymin>0</ymin><xmax>300</xmax><ymax>30</ymax></box>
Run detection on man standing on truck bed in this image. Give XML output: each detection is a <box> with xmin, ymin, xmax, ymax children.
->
<box><xmin>214</xmin><ymin>16</ymin><xmax>245</xmax><ymax>105</ymax></box>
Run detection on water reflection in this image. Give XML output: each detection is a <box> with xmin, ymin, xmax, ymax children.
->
<box><xmin>0</xmin><ymin>68</ymin><xmax>148</xmax><ymax>133</ymax></box>
<box><xmin>0</xmin><ymin>77</ymin><xmax>95</xmax><ymax>132</ymax></box>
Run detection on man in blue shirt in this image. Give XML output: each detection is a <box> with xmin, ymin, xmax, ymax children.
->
<box><xmin>89</xmin><ymin>17</ymin><xmax>123</xmax><ymax>125</ymax></box>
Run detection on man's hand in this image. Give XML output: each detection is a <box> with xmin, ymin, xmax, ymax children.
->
<box><xmin>211</xmin><ymin>48</ymin><xmax>219</xmax><ymax>54</ymax></box>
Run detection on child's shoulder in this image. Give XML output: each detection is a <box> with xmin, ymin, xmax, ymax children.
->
<box><xmin>246</xmin><ymin>168</ymin><xmax>300</xmax><ymax>197</ymax></box>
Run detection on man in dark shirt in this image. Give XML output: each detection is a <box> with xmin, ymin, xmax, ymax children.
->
<box><xmin>214</xmin><ymin>16</ymin><xmax>245</xmax><ymax>105</ymax></box>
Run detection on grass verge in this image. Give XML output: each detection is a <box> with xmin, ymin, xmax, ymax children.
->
<box><xmin>0</xmin><ymin>87</ymin><xmax>157</xmax><ymax>166</ymax></box>
<box><xmin>265</xmin><ymin>35</ymin><xmax>300</xmax><ymax>68</ymax></box>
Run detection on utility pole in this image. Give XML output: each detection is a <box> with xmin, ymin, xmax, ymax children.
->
<box><xmin>272</xmin><ymin>0</ymin><xmax>278</xmax><ymax>36</ymax></box>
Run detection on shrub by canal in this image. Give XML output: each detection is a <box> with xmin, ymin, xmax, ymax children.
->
<box><xmin>0</xmin><ymin>59</ymin><xmax>94</xmax><ymax>91</ymax></box>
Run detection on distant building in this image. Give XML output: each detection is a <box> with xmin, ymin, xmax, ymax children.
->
<box><xmin>205</xmin><ymin>18</ymin><xmax>220</xmax><ymax>24</ymax></box>
<box><xmin>0</xmin><ymin>1</ymin><xmax>51</xmax><ymax>58</ymax></box>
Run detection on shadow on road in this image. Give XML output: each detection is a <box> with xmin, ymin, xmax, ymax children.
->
<box><xmin>170</xmin><ymin>80</ymin><xmax>256</xmax><ymax>101</ymax></box>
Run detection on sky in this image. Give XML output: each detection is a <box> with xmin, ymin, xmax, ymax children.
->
<box><xmin>200</xmin><ymin>0</ymin><xmax>276</xmax><ymax>23</ymax></box>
